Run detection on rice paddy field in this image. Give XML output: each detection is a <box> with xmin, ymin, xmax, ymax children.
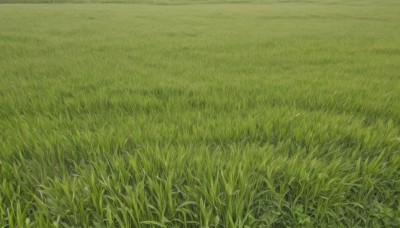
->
<box><xmin>1</xmin><ymin>0</ymin><xmax>400</xmax><ymax>226</ymax></box>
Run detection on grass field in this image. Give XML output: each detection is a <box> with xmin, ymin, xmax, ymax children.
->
<box><xmin>1</xmin><ymin>0</ymin><xmax>400</xmax><ymax>227</ymax></box>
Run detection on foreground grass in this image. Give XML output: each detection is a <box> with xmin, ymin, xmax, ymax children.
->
<box><xmin>1</xmin><ymin>1</ymin><xmax>400</xmax><ymax>226</ymax></box>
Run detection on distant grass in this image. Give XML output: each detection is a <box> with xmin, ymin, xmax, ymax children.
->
<box><xmin>0</xmin><ymin>0</ymin><xmax>253</xmax><ymax>4</ymax></box>
<box><xmin>1</xmin><ymin>1</ymin><xmax>400</xmax><ymax>227</ymax></box>
<box><xmin>2</xmin><ymin>0</ymin><xmax>398</xmax><ymax>4</ymax></box>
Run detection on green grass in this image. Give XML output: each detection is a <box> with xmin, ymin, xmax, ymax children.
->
<box><xmin>1</xmin><ymin>1</ymin><xmax>400</xmax><ymax>227</ymax></box>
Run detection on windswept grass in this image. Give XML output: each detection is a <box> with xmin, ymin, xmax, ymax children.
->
<box><xmin>1</xmin><ymin>1</ymin><xmax>400</xmax><ymax>227</ymax></box>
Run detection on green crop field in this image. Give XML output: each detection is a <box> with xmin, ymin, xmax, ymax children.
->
<box><xmin>1</xmin><ymin>0</ymin><xmax>400</xmax><ymax>227</ymax></box>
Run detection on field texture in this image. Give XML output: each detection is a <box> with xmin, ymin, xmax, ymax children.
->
<box><xmin>1</xmin><ymin>1</ymin><xmax>400</xmax><ymax>227</ymax></box>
